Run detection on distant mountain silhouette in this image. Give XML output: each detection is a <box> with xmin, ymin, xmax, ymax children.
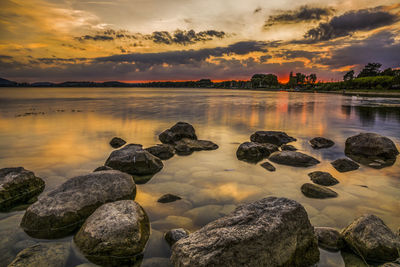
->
<box><xmin>0</xmin><ymin>77</ymin><xmax>17</xmax><ymax>86</ymax></box>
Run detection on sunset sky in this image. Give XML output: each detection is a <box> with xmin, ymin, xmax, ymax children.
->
<box><xmin>0</xmin><ymin>0</ymin><xmax>399</xmax><ymax>83</ymax></box>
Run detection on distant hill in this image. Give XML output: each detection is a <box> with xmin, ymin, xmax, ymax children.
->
<box><xmin>0</xmin><ymin>78</ymin><xmax>17</xmax><ymax>86</ymax></box>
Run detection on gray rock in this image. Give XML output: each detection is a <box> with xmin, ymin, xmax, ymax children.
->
<box><xmin>260</xmin><ymin>161</ymin><xmax>276</xmax><ymax>172</ymax></box>
<box><xmin>159</xmin><ymin>122</ymin><xmax>197</xmax><ymax>144</ymax></box>
<box><xmin>109</xmin><ymin>137</ymin><xmax>126</xmax><ymax>148</ymax></box>
<box><xmin>145</xmin><ymin>144</ymin><xmax>175</xmax><ymax>160</ymax></box>
<box><xmin>308</xmin><ymin>171</ymin><xmax>339</xmax><ymax>186</ymax></box>
<box><xmin>341</xmin><ymin>214</ymin><xmax>400</xmax><ymax>263</ymax></box>
<box><xmin>345</xmin><ymin>133</ymin><xmax>399</xmax><ymax>168</ymax></box>
<box><xmin>281</xmin><ymin>144</ymin><xmax>297</xmax><ymax>151</ymax></box>
<box><xmin>8</xmin><ymin>242</ymin><xmax>70</xmax><ymax>267</ymax></box>
<box><xmin>314</xmin><ymin>227</ymin><xmax>344</xmax><ymax>251</ymax></box>
<box><xmin>236</xmin><ymin>142</ymin><xmax>278</xmax><ymax>163</ymax></box>
<box><xmin>105</xmin><ymin>144</ymin><xmax>163</xmax><ymax>176</ymax></box>
<box><xmin>20</xmin><ymin>170</ymin><xmax>136</xmax><ymax>239</ymax></box>
<box><xmin>174</xmin><ymin>138</ymin><xmax>218</xmax><ymax>156</ymax></box>
<box><xmin>164</xmin><ymin>228</ymin><xmax>189</xmax><ymax>246</ymax></box>
<box><xmin>331</xmin><ymin>158</ymin><xmax>360</xmax><ymax>172</ymax></box>
<box><xmin>171</xmin><ymin>197</ymin><xmax>319</xmax><ymax>267</ymax></box>
<box><xmin>269</xmin><ymin>151</ymin><xmax>320</xmax><ymax>167</ymax></box>
<box><xmin>74</xmin><ymin>200</ymin><xmax>150</xmax><ymax>267</ymax></box>
<box><xmin>157</xmin><ymin>194</ymin><xmax>182</xmax><ymax>203</ymax></box>
<box><xmin>301</xmin><ymin>183</ymin><xmax>338</xmax><ymax>199</ymax></box>
<box><xmin>250</xmin><ymin>131</ymin><xmax>296</xmax><ymax>146</ymax></box>
<box><xmin>309</xmin><ymin>137</ymin><xmax>335</xmax><ymax>149</ymax></box>
<box><xmin>141</xmin><ymin>257</ymin><xmax>172</xmax><ymax>267</ymax></box>
<box><xmin>93</xmin><ymin>165</ymin><xmax>113</xmax><ymax>172</ymax></box>
<box><xmin>0</xmin><ymin>167</ymin><xmax>45</xmax><ymax>212</ymax></box>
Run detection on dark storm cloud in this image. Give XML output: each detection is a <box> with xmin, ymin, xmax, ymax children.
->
<box><xmin>265</xmin><ymin>6</ymin><xmax>335</xmax><ymax>27</ymax></box>
<box><xmin>151</xmin><ymin>30</ymin><xmax>226</xmax><ymax>45</ymax></box>
<box><xmin>0</xmin><ymin>55</ymin><xmax>13</xmax><ymax>59</ymax></box>
<box><xmin>35</xmin><ymin>57</ymin><xmax>87</xmax><ymax>64</ymax></box>
<box><xmin>276</xmin><ymin>50</ymin><xmax>322</xmax><ymax>60</ymax></box>
<box><xmin>75</xmin><ymin>35</ymin><xmax>114</xmax><ymax>42</ymax></box>
<box><xmin>304</xmin><ymin>7</ymin><xmax>398</xmax><ymax>42</ymax></box>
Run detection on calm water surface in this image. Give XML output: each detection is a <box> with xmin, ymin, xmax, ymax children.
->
<box><xmin>0</xmin><ymin>87</ymin><xmax>399</xmax><ymax>266</ymax></box>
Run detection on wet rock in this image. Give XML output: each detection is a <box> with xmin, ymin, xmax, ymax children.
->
<box><xmin>236</xmin><ymin>142</ymin><xmax>278</xmax><ymax>163</ymax></box>
<box><xmin>157</xmin><ymin>194</ymin><xmax>182</xmax><ymax>203</ymax></box>
<box><xmin>341</xmin><ymin>214</ymin><xmax>400</xmax><ymax>263</ymax></box>
<box><xmin>345</xmin><ymin>133</ymin><xmax>399</xmax><ymax>168</ymax></box>
<box><xmin>171</xmin><ymin>197</ymin><xmax>319</xmax><ymax>267</ymax></box>
<box><xmin>269</xmin><ymin>151</ymin><xmax>320</xmax><ymax>167</ymax></box>
<box><xmin>308</xmin><ymin>171</ymin><xmax>339</xmax><ymax>186</ymax></box>
<box><xmin>164</xmin><ymin>228</ymin><xmax>190</xmax><ymax>246</ymax></box>
<box><xmin>109</xmin><ymin>137</ymin><xmax>126</xmax><ymax>148</ymax></box>
<box><xmin>141</xmin><ymin>257</ymin><xmax>172</xmax><ymax>267</ymax></box>
<box><xmin>93</xmin><ymin>165</ymin><xmax>113</xmax><ymax>172</ymax></box>
<box><xmin>8</xmin><ymin>242</ymin><xmax>70</xmax><ymax>267</ymax></box>
<box><xmin>20</xmin><ymin>170</ymin><xmax>136</xmax><ymax>239</ymax></box>
<box><xmin>250</xmin><ymin>131</ymin><xmax>296</xmax><ymax>146</ymax></box>
<box><xmin>382</xmin><ymin>259</ymin><xmax>400</xmax><ymax>267</ymax></box>
<box><xmin>314</xmin><ymin>227</ymin><xmax>344</xmax><ymax>251</ymax></box>
<box><xmin>174</xmin><ymin>138</ymin><xmax>218</xmax><ymax>156</ymax></box>
<box><xmin>309</xmin><ymin>137</ymin><xmax>335</xmax><ymax>149</ymax></box>
<box><xmin>159</xmin><ymin>122</ymin><xmax>197</xmax><ymax>144</ymax></box>
<box><xmin>145</xmin><ymin>144</ymin><xmax>175</xmax><ymax>160</ymax></box>
<box><xmin>260</xmin><ymin>161</ymin><xmax>276</xmax><ymax>172</ymax></box>
<box><xmin>0</xmin><ymin>167</ymin><xmax>45</xmax><ymax>212</ymax></box>
<box><xmin>74</xmin><ymin>200</ymin><xmax>150</xmax><ymax>267</ymax></box>
<box><xmin>331</xmin><ymin>158</ymin><xmax>360</xmax><ymax>172</ymax></box>
<box><xmin>301</xmin><ymin>183</ymin><xmax>338</xmax><ymax>199</ymax></box>
<box><xmin>105</xmin><ymin>144</ymin><xmax>163</xmax><ymax>175</ymax></box>
<box><xmin>281</xmin><ymin>144</ymin><xmax>297</xmax><ymax>151</ymax></box>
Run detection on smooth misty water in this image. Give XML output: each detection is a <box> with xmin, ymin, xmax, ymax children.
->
<box><xmin>0</xmin><ymin>87</ymin><xmax>399</xmax><ymax>266</ymax></box>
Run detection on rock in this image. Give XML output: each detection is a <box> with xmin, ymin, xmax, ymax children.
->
<box><xmin>8</xmin><ymin>243</ymin><xmax>70</xmax><ymax>267</ymax></box>
<box><xmin>341</xmin><ymin>214</ymin><xmax>400</xmax><ymax>263</ymax></box>
<box><xmin>171</xmin><ymin>197</ymin><xmax>319</xmax><ymax>267</ymax></box>
<box><xmin>157</xmin><ymin>194</ymin><xmax>182</xmax><ymax>203</ymax></box>
<box><xmin>308</xmin><ymin>171</ymin><xmax>339</xmax><ymax>186</ymax></box>
<box><xmin>250</xmin><ymin>131</ymin><xmax>296</xmax><ymax>146</ymax></box>
<box><xmin>93</xmin><ymin>165</ymin><xmax>113</xmax><ymax>172</ymax></box>
<box><xmin>301</xmin><ymin>183</ymin><xmax>338</xmax><ymax>199</ymax></box>
<box><xmin>309</xmin><ymin>137</ymin><xmax>335</xmax><ymax>149</ymax></box>
<box><xmin>314</xmin><ymin>227</ymin><xmax>344</xmax><ymax>251</ymax></box>
<box><xmin>141</xmin><ymin>257</ymin><xmax>172</xmax><ymax>267</ymax></box>
<box><xmin>281</xmin><ymin>144</ymin><xmax>297</xmax><ymax>151</ymax></box>
<box><xmin>174</xmin><ymin>138</ymin><xmax>218</xmax><ymax>156</ymax></box>
<box><xmin>331</xmin><ymin>158</ymin><xmax>360</xmax><ymax>172</ymax></box>
<box><xmin>0</xmin><ymin>167</ymin><xmax>45</xmax><ymax>212</ymax></box>
<box><xmin>340</xmin><ymin>251</ymin><xmax>368</xmax><ymax>267</ymax></box>
<box><xmin>269</xmin><ymin>151</ymin><xmax>320</xmax><ymax>167</ymax></box>
<box><xmin>105</xmin><ymin>144</ymin><xmax>163</xmax><ymax>175</ymax></box>
<box><xmin>20</xmin><ymin>170</ymin><xmax>136</xmax><ymax>239</ymax></box>
<box><xmin>159</xmin><ymin>122</ymin><xmax>197</xmax><ymax>144</ymax></box>
<box><xmin>109</xmin><ymin>137</ymin><xmax>126</xmax><ymax>148</ymax></box>
<box><xmin>145</xmin><ymin>144</ymin><xmax>175</xmax><ymax>160</ymax></box>
<box><xmin>345</xmin><ymin>133</ymin><xmax>399</xmax><ymax>168</ymax></box>
<box><xmin>382</xmin><ymin>259</ymin><xmax>400</xmax><ymax>267</ymax></box>
<box><xmin>74</xmin><ymin>200</ymin><xmax>150</xmax><ymax>267</ymax></box>
<box><xmin>260</xmin><ymin>161</ymin><xmax>276</xmax><ymax>172</ymax></box>
<box><xmin>164</xmin><ymin>228</ymin><xmax>190</xmax><ymax>246</ymax></box>
<box><xmin>236</xmin><ymin>142</ymin><xmax>279</xmax><ymax>163</ymax></box>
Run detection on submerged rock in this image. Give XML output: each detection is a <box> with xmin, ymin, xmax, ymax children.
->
<box><xmin>0</xmin><ymin>167</ymin><xmax>45</xmax><ymax>211</ymax></box>
<box><xmin>141</xmin><ymin>257</ymin><xmax>172</xmax><ymax>267</ymax></box>
<box><xmin>171</xmin><ymin>197</ymin><xmax>319</xmax><ymax>267</ymax></box>
<box><xmin>281</xmin><ymin>144</ymin><xmax>297</xmax><ymax>151</ymax></box>
<box><xmin>308</xmin><ymin>171</ymin><xmax>339</xmax><ymax>186</ymax></box>
<box><xmin>260</xmin><ymin>161</ymin><xmax>276</xmax><ymax>172</ymax></box>
<box><xmin>314</xmin><ymin>227</ymin><xmax>343</xmax><ymax>251</ymax></box>
<box><xmin>159</xmin><ymin>122</ymin><xmax>197</xmax><ymax>144</ymax></box>
<box><xmin>164</xmin><ymin>228</ymin><xmax>190</xmax><ymax>246</ymax></box>
<box><xmin>341</xmin><ymin>214</ymin><xmax>400</xmax><ymax>263</ymax></box>
<box><xmin>174</xmin><ymin>138</ymin><xmax>218</xmax><ymax>156</ymax></box>
<box><xmin>93</xmin><ymin>165</ymin><xmax>113</xmax><ymax>172</ymax></box>
<box><xmin>331</xmin><ymin>158</ymin><xmax>360</xmax><ymax>172</ymax></box>
<box><xmin>269</xmin><ymin>151</ymin><xmax>320</xmax><ymax>167</ymax></box>
<box><xmin>109</xmin><ymin>137</ymin><xmax>126</xmax><ymax>148</ymax></box>
<box><xmin>250</xmin><ymin>131</ymin><xmax>296</xmax><ymax>146</ymax></box>
<box><xmin>20</xmin><ymin>170</ymin><xmax>136</xmax><ymax>239</ymax></box>
<box><xmin>8</xmin><ymin>242</ymin><xmax>70</xmax><ymax>267</ymax></box>
<box><xmin>74</xmin><ymin>200</ymin><xmax>150</xmax><ymax>267</ymax></box>
<box><xmin>157</xmin><ymin>194</ymin><xmax>182</xmax><ymax>203</ymax></box>
<box><xmin>345</xmin><ymin>133</ymin><xmax>399</xmax><ymax>168</ymax></box>
<box><xmin>105</xmin><ymin>144</ymin><xmax>163</xmax><ymax>175</ymax></box>
<box><xmin>236</xmin><ymin>142</ymin><xmax>278</xmax><ymax>163</ymax></box>
<box><xmin>145</xmin><ymin>144</ymin><xmax>175</xmax><ymax>160</ymax></box>
<box><xmin>309</xmin><ymin>137</ymin><xmax>335</xmax><ymax>149</ymax></box>
<box><xmin>301</xmin><ymin>183</ymin><xmax>338</xmax><ymax>198</ymax></box>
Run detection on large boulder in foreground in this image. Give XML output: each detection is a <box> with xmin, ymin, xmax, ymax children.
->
<box><xmin>250</xmin><ymin>131</ymin><xmax>296</xmax><ymax>146</ymax></box>
<box><xmin>345</xmin><ymin>133</ymin><xmax>399</xmax><ymax>168</ymax></box>
<box><xmin>0</xmin><ymin>167</ymin><xmax>45</xmax><ymax>211</ymax></box>
<box><xmin>20</xmin><ymin>170</ymin><xmax>136</xmax><ymax>239</ymax></box>
<box><xmin>159</xmin><ymin>122</ymin><xmax>197</xmax><ymax>144</ymax></box>
<box><xmin>236</xmin><ymin>142</ymin><xmax>278</xmax><ymax>163</ymax></box>
<box><xmin>269</xmin><ymin>151</ymin><xmax>320</xmax><ymax>167</ymax></box>
<box><xmin>171</xmin><ymin>197</ymin><xmax>319</xmax><ymax>267</ymax></box>
<box><xmin>341</xmin><ymin>214</ymin><xmax>400</xmax><ymax>263</ymax></box>
<box><xmin>105</xmin><ymin>144</ymin><xmax>163</xmax><ymax>175</ymax></box>
<box><xmin>174</xmin><ymin>138</ymin><xmax>218</xmax><ymax>156</ymax></box>
<box><xmin>74</xmin><ymin>200</ymin><xmax>150</xmax><ymax>267</ymax></box>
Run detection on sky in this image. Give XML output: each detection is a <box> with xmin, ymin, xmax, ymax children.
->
<box><xmin>0</xmin><ymin>0</ymin><xmax>399</xmax><ymax>83</ymax></box>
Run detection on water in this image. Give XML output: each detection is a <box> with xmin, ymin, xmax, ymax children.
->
<box><xmin>0</xmin><ymin>87</ymin><xmax>399</xmax><ymax>266</ymax></box>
